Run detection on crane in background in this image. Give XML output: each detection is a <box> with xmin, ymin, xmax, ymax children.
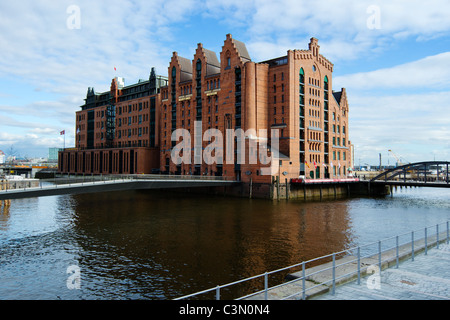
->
<box><xmin>388</xmin><ymin>149</ymin><xmax>410</xmax><ymax>167</ymax></box>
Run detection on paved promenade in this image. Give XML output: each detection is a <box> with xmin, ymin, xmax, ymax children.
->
<box><xmin>312</xmin><ymin>243</ymin><xmax>450</xmax><ymax>300</ymax></box>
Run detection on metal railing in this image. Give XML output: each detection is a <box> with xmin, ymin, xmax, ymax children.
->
<box><xmin>54</xmin><ymin>173</ymin><xmax>230</xmax><ymax>181</ymax></box>
<box><xmin>1</xmin><ymin>174</ymin><xmax>233</xmax><ymax>193</ymax></box>
<box><xmin>174</xmin><ymin>220</ymin><xmax>450</xmax><ymax>300</ymax></box>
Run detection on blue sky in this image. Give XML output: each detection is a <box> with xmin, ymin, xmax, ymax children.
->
<box><xmin>1</xmin><ymin>0</ymin><xmax>450</xmax><ymax>166</ymax></box>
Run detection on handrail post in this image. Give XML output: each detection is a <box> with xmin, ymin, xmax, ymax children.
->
<box><xmin>447</xmin><ymin>221</ymin><xmax>449</xmax><ymax>244</ymax></box>
<box><xmin>357</xmin><ymin>247</ymin><xmax>361</xmax><ymax>285</ymax></box>
<box><xmin>216</xmin><ymin>286</ymin><xmax>220</xmax><ymax>300</ymax></box>
<box><xmin>302</xmin><ymin>262</ymin><xmax>306</xmax><ymax>300</ymax></box>
<box><xmin>332</xmin><ymin>253</ymin><xmax>336</xmax><ymax>295</ymax></box>
<box><xmin>436</xmin><ymin>224</ymin><xmax>439</xmax><ymax>249</ymax></box>
<box><xmin>411</xmin><ymin>231</ymin><xmax>414</xmax><ymax>261</ymax></box>
<box><xmin>396</xmin><ymin>235</ymin><xmax>399</xmax><ymax>268</ymax></box>
<box><xmin>425</xmin><ymin>227</ymin><xmax>428</xmax><ymax>255</ymax></box>
<box><xmin>378</xmin><ymin>240</ymin><xmax>382</xmax><ymax>270</ymax></box>
<box><xmin>264</xmin><ymin>272</ymin><xmax>268</xmax><ymax>300</ymax></box>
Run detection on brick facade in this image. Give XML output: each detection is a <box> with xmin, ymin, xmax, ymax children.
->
<box><xmin>59</xmin><ymin>35</ymin><xmax>352</xmax><ymax>181</ymax></box>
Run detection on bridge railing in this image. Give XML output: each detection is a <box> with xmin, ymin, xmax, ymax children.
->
<box><xmin>370</xmin><ymin>161</ymin><xmax>450</xmax><ymax>183</ymax></box>
<box><xmin>0</xmin><ymin>174</ymin><xmax>233</xmax><ymax>195</ymax></box>
<box><xmin>52</xmin><ymin>173</ymin><xmax>229</xmax><ymax>183</ymax></box>
<box><xmin>174</xmin><ymin>220</ymin><xmax>450</xmax><ymax>300</ymax></box>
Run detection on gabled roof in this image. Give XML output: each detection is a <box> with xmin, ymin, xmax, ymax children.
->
<box><xmin>332</xmin><ymin>91</ymin><xmax>342</xmax><ymax>105</ymax></box>
<box><xmin>233</xmin><ymin>38</ymin><xmax>251</xmax><ymax>61</ymax></box>
<box><xmin>178</xmin><ymin>56</ymin><xmax>192</xmax><ymax>74</ymax></box>
<box><xmin>203</xmin><ymin>48</ymin><xmax>221</xmax><ymax>76</ymax></box>
<box><xmin>177</xmin><ymin>56</ymin><xmax>193</xmax><ymax>82</ymax></box>
<box><xmin>203</xmin><ymin>48</ymin><xmax>220</xmax><ymax>67</ymax></box>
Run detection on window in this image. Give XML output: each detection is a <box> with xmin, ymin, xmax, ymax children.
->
<box><xmin>299</xmin><ymin>68</ymin><xmax>305</xmax><ymax>84</ymax></box>
<box><xmin>227</xmin><ymin>57</ymin><xmax>231</xmax><ymax>68</ymax></box>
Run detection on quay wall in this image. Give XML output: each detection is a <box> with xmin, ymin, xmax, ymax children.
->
<box><xmin>174</xmin><ymin>180</ymin><xmax>364</xmax><ymax>201</ymax></box>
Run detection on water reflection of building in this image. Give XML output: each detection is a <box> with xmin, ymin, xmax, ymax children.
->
<box><xmin>59</xmin><ymin>35</ymin><xmax>352</xmax><ymax>182</ymax></box>
<box><xmin>69</xmin><ymin>190</ymin><xmax>352</xmax><ymax>299</ymax></box>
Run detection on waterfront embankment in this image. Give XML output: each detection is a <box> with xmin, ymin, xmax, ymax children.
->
<box><xmin>245</xmin><ymin>227</ymin><xmax>450</xmax><ymax>300</ymax></box>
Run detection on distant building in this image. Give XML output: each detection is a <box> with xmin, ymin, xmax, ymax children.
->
<box><xmin>48</xmin><ymin>148</ymin><xmax>63</xmax><ymax>162</ymax></box>
<box><xmin>58</xmin><ymin>35</ymin><xmax>352</xmax><ymax>181</ymax></box>
<box><xmin>0</xmin><ymin>150</ymin><xmax>5</xmax><ymax>164</ymax></box>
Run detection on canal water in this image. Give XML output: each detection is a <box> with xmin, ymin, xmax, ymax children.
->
<box><xmin>1</xmin><ymin>186</ymin><xmax>450</xmax><ymax>300</ymax></box>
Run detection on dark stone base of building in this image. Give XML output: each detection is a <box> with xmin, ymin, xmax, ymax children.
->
<box><xmin>171</xmin><ymin>181</ymin><xmax>368</xmax><ymax>201</ymax></box>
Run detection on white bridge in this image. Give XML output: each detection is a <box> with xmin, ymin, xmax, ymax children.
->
<box><xmin>0</xmin><ymin>176</ymin><xmax>239</xmax><ymax>201</ymax></box>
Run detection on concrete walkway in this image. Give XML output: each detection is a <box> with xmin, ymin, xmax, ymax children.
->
<box><xmin>312</xmin><ymin>243</ymin><xmax>450</xmax><ymax>300</ymax></box>
<box><xmin>244</xmin><ymin>230</ymin><xmax>450</xmax><ymax>301</ymax></box>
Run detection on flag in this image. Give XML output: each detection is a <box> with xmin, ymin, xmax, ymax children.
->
<box><xmin>330</xmin><ymin>162</ymin><xmax>334</xmax><ymax>168</ymax></box>
<box><xmin>313</xmin><ymin>161</ymin><xmax>317</xmax><ymax>169</ymax></box>
<box><xmin>114</xmin><ymin>67</ymin><xmax>117</xmax><ymax>71</ymax></box>
<box><xmin>60</xmin><ymin>130</ymin><xmax>65</xmax><ymax>135</ymax></box>
<box><xmin>305</xmin><ymin>161</ymin><xmax>310</xmax><ymax>169</ymax></box>
<box><xmin>322</xmin><ymin>162</ymin><xmax>327</xmax><ymax>168</ymax></box>
<box><xmin>76</xmin><ymin>127</ymin><xmax>80</xmax><ymax>134</ymax></box>
<box><xmin>338</xmin><ymin>162</ymin><xmax>341</xmax><ymax>168</ymax></box>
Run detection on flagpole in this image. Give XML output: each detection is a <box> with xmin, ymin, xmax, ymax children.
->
<box><xmin>61</xmin><ymin>130</ymin><xmax>66</xmax><ymax>150</ymax></box>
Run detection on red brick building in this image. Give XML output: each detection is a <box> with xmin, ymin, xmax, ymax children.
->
<box><xmin>59</xmin><ymin>35</ymin><xmax>352</xmax><ymax>182</ymax></box>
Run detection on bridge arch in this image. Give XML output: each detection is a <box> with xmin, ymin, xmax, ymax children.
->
<box><xmin>370</xmin><ymin>161</ymin><xmax>450</xmax><ymax>183</ymax></box>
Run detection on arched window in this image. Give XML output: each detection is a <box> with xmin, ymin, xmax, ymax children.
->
<box><xmin>299</xmin><ymin>68</ymin><xmax>305</xmax><ymax>84</ymax></box>
<box><xmin>324</xmin><ymin>75</ymin><xmax>329</xmax><ymax>90</ymax></box>
<box><xmin>171</xmin><ymin>66</ymin><xmax>176</xmax><ymax>78</ymax></box>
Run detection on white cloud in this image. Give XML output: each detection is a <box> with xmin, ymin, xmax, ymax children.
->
<box><xmin>334</xmin><ymin>52</ymin><xmax>450</xmax><ymax>90</ymax></box>
<box><xmin>203</xmin><ymin>0</ymin><xmax>450</xmax><ymax>63</ymax></box>
<box><xmin>1</xmin><ymin>0</ymin><xmax>450</xmax><ymax>162</ymax></box>
<box><xmin>348</xmin><ymin>91</ymin><xmax>450</xmax><ymax>164</ymax></box>
<box><xmin>0</xmin><ymin>1</ymin><xmax>197</xmax><ymax>157</ymax></box>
